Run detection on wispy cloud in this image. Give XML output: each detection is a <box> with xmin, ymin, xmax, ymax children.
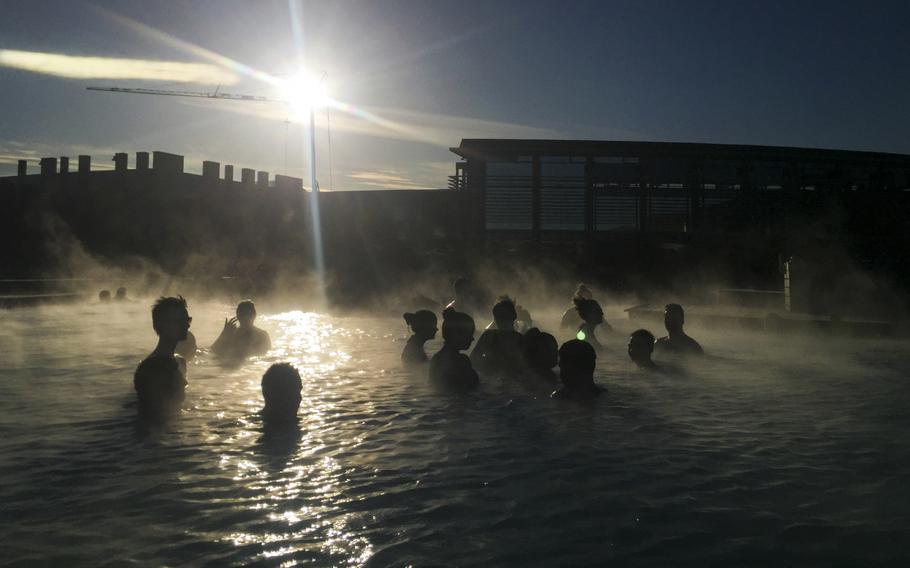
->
<box><xmin>0</xmin><ymin>49</ymin><xmax>238</xmax><ymax>84</ymax></box>
<box><xmin>347</xmin><ymin>169</ymin><xmax>428</xmax><ymax>189</ymax></box>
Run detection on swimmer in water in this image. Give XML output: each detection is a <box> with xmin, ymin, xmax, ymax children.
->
<box><xmin>523</xmin><ymin>328</ymin><xmax>558</xmax><ymax>381</ymax></box>
<box><xmin>134</xmin><ymin>296</ymin><xmax>190</xmax><ymax>417</ymax></box>
<box><xmin>560</xmin><ymin>283</ymin><xmax>592</xmax><ymax>329</ymax></box>
<box><xmin>261</xmin><ymin>363</ymin><xmax>302</xmax><ymax>422</ymax></box>
<box><xmin>471</xmin><ymin>297</ymin><xmax>525</xmax><ymax>375</ymax></box>
<box><xmin>551</xmin><ymin>339</ymin><xmax>604</xmax><ymax>399</ymax></box>
<box><xmin>114</xmin><ymin>287</ymin><xmax>129</xmax><ymax>302</ymax></box>
<box><xmin>628</xmin><ymin>329</ymin><xmax>657</xmax><ymax>369</ymax></box>
<box><xmin>655</xmin><ymin>304</ymin><xmax>704</xmax><ymax>355</ymax></box>
<box><xmin>574</xmin><ymin>298</ymin><xmax>607</xmax><ymax>352</ymax></box>
<box><xmin>98</xmin><ymin>290</ymin><xmax>111</xmax><ymax>303</ymax></box>
<box><xmin>212</xmin><ymin>299</ymin><xmax>271</xmax><ymax>359</ymax></box>
<box><xmin>429</xmin><ymin>308</ymin><xmax>479</xmax><ymax>390</ymax></box>
<box><xmin>401</xmin><ymin>310</ymin><xmax>438</xmax><ymax>366</ymax></box>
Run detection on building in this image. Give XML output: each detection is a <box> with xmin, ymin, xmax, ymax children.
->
<box><xmin>450</xmin><ymin>139</ymin><xmax>910</xmax><ymax>239</ymax></box>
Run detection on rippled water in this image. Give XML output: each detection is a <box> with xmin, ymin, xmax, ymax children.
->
<box><xmin>1</xmin><ymin>302</ymin><xmax>909</xmax><ymax>567</ymax></box>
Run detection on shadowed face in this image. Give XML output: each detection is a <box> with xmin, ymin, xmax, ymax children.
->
<box><xmin>665</xmin><ymin>308</ymin><xmax>684</xmax><ymax>333</ymax></box>
<box><xmin>413</xmin><ymin>316</ymin><xmax>438</xmax><ymax>340</ymax></box>
<box><xmin>237</xmin><ymin>304</ymin><xmax>256</xmax><ymax>327</ymax></box>
<box><xmin>159</xmin><ymin>307</ymin><xmax>191</xmax><ymax>342</ymax></box>
<box><xmin>628</xmin><ymin>334</ymin><xmax>654</xmax><ymax>364</ymax></box>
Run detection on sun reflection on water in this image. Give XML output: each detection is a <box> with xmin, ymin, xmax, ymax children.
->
<box><xmin>216</xmin><ymin>310</ymin><xmax>372</xmax><ymax>565</ymax></box>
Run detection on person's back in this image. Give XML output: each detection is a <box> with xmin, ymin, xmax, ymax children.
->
<box><xmin>134</xmin><ymin>353</ymin><xmax>187</xmax><ymax>416</ymax></box>
<box><xmin>430</xmin><ymin>309</ymin><xmax>479</xmax><ymax>390</ymax></box>
<box><xmin>523</xmin><ymin>328</ymin><xmax>558</xmax><ymax>381</ymax></box>
<box><xmin>471</xmin><ymin>298</ymin><xmax>525</xmax><ymax>375</ymax></box>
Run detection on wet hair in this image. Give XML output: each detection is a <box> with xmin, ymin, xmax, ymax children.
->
<box><xmin>441</xmin><ymin>308</ymin><xmax>475</xmax><ymax>341</ymax></box>
<box><xmin>99</xmin><ymin>290</ymin><xmax>111</xmax><ymax>301</ymax></box>
<box><xmin>492</xmin><ymin>297</ymin><xmax>517</xmax><ymax>322</ymax></box>
<box><xmin>573</xmin><ymin>298</ymin><xmax>603</xmax><ymax>320</ymax></box>
<box><xmin>236</xmin><ymin>299</ymin><xmax>256</xmax><ymax>318</ymax></box>
<box><xmin>525</xmin><ymin>328</ymin><xmax>558</xmax><ymax>370</ymax></box>
<box><xmin>151</xmin><ymin>296</ymin><xmax>188</xmax><ymax>334</ymax></box>
<box><xmin>403</xmin><ymin>310</ymin><xmax>436</xmax><ymax>330</ymax></box>
<box><xmin>630</xmin><ymin>329</ymin><xmax>656</xmax><ymax>345</ymax></box>
<box><xmin>261</xmin><ymin>363</ymin><xmax>302</xmax><ymax>404</ymax></box>
<box><xmin>558</xmin><ymin>339</ymin><xmax>597</xmax><ymax>378</ymax></box>
<box><xmin>575</xmin><ymin>284</ymin><xmax>593</xmax><ymax>300</ymax></box>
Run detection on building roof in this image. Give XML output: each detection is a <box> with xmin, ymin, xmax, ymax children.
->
<box><xmin>450</xmin><ymin>139</ymin><xmax>910</xmax><ymax>164</ymax></box>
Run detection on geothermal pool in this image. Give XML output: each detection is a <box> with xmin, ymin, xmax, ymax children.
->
<box><xmin>1</xmin><ymin>301</ymin><xmax>909</xmax><ymax>566</ymax></box>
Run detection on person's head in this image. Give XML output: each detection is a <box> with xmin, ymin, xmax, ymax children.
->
<box><xmin>261</xmin><ymin>363</ymin><xmax>302</xmax><ymax>421</ymax></box>
<box><xmin>115</xmin><ymin>287</ymin><xmax>127</xmax><ymax>301</ymax></box>
<box><xmin>664</xmin><ymin>303</ymin><xmax>685</xmax><ymax>333</ymax></box>
<box><xmin>628</xmin><ymin>329</ymin><xmax>656</xmax><ymax>367</ymax></box>
<box><xmin>525</xmin><ymin>328</ymin><xmax>558</xmax><ymax>372</ymax></box>
<box><xmin>558</xmin><ymin>339</ymin><xmax>596</xmax><ymax>387</ymax></box>
<box><xmin>575</xmin><ymin>284</ymin><xmax>593</xmax><ymax>300</ymax></box>
<box><xmin>99</xmin><ymin>290</ymin><xmax>111</xmax><ymax>303</ymax></box>
<box><xmin>492</xmin><ymin>296</ymin><xmax>518</xmax><ymax>328</ymax></box>
<box><xmin>151</xmin><ymin>296</ymin><xmax>191</xmax><ymax>342</ymax></box>
<box><xmin>403</xmin><ymin>310</ymin><xmax>437</xmax><ymax>340</ymax></box>
<box><xmin>441</xmin><ymin>308</ymin><xmax>475</xmax><ymax>351</ymax></box>
<box><xmin>236</xmin><ymin>299</ymin><xmax>257</xmax><ymax>327</ymax></box>
<box><xmin>574</xmin><ymin>298</ymin><xmax>604</xmax><ymax>325</ymax></box>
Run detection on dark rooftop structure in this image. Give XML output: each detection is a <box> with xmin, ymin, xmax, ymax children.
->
<box><xmin>450</xmin><ymin>139</ymin><xmax>910</xmax><ymax>239</ymax></box>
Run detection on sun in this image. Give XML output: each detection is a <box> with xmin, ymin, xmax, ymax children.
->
<box><xmin>279</xmin><ymin>68</ymin><xmax>328</xmax><ymax>121</ymax></box>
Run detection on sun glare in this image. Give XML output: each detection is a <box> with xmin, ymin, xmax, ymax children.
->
<box><xmin>280</xmin><ymin>69</ymin><xmax>328</xmax><ymax>120</ymax></box>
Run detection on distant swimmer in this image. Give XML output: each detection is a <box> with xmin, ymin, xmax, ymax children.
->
<box><xmin>212</xmin><ymin>300</ymin><xmax>272</xmax><ymax>359</ymax></box>
<box><xmin>551</xmin><ymin>339</ymin><xmax>604</xmax><ymax>400</ymax></box>
<box><xmin>655</xmin><ymin>304</ymin><xmax>704</xmax><ymax>355</ymax></box>
<box><xmin>261</xmin><ymin>363</ymin><xmax>303</xmax><ymax>422</ymax></box>
<box><xmin>429</xmin><ymin>308</ymin><xmax>479</xmax><ymax>390</ymax></box>
<box><xmin>401</xmin><ymin>310</ymin><xmax>438</xmax><ymax>366</ymax></box>
<box><xmin>523</xmin><ymin>327</ymin><xmax>558</xmax><ymax>381</ymax></box>
<box><xmin>134</xmin><ymin>296</ymin><xmax>191</xmax><ymax>417</ymax></box>
<box><xmin>471</xmin><ymin>297</ymin><xmax>525</xmax><ymax>375</ymax></box>
<box><xmin>574</xmin><ymin>298</ymin><xmax>608</xmax><ymax>352</ymax></box>
<box><xmin>176</xmin><ymin>330</ymin><xmax>197</xmax><ymax>361</ymax></box>
<box><xmin>628</xmin><ymin>329</ymin><xmax>657</xmax><ymax>369</ymax></box>
<box><xmin>114</xmin><ymin>287</ymin><xmax>130</xmax><ymax>302</ymax></box>
<box><xmin>98</xmin><ymin>290</ymin><xmax>111</xmax><ymax>303</ymax></box>
<box><xmin>560</xmin><ymin>283</ymin><xmax>593</xmax><ymax>330</ymax></box>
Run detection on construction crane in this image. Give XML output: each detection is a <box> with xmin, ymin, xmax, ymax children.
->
<box><xmin>86</xmin><ymin>83</ymin><xmax>334</xmax><ymax>191</ymax></box>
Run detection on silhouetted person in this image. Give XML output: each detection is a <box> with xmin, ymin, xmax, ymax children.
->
<box><xmin>655</xmin><ymin>304</ymin><xmax>704</xmax><ymax>355</ymax></box>
<box><xmin>98</xmin><ymin>290</ymin><xmax>111</xmax><ymax>303</ymax></box>
<box><xmin>560</xmin><ymin>283</ymin><xmax>592</xmax><ymax>329</ymax></box>
<box><xmin>523</xmin><ymin>327</ymin><xmax>558</xmax><ymax>381</ymax></box>
<box><xmin>402</xmin><ymin>310</ymin><xmax>438</xmax><ymax>366</ymax></box>
<box><xmin>628</xmin><ymin>329</ymin><xmax>657</xmax><ymax>369</ymax></box>
<box><xmin>134</xmin><ymin>296</ymin><xmax>190</xmax><ymax>417</ymax></box>
<box><xmin>212</xmin><ymin>300</ymin><xmax>271</xmax><ymax>359</ymax></box>
<box><xmin>176</xmin><ymin>330</ymin><xmax>197</xmax><ymax>361</ymax></box>
<box><xmin>551</xmin><ymin>339</ymin><xmax>603</xmax><ymax>400</ymax></box>
<box><xmin>261</xmin><ymin>363</ymin><xmax>302</xmax><ymax>423</ymax></box>
<box><xmin>515</xmin><ymin>303</ymin><xmax>534</xmax><ymax>333</ymax></box>
<box><xmin>575</xmin><ymin>298</ymin><xmax>608</xmax><ymax>352</ymax></box>
<box><xmin>429</xmin><ymin>308</ymin><xmax>479</xmax><ymax>390</ymax></box>
<box><xmin>471</xmin><ymin>297</ymin><xmax>525</xmax><ymax>375</ymax></box>
<box><xmin>114</xmin><ymin>287</ymin><xmax>129</xmax><ymax>302</ymax></box>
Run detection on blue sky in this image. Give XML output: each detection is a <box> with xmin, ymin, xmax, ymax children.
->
<box><xmin>1</xmin><ymin>0</ymin><xmax>909</xmax><ymax>188</ymax></box>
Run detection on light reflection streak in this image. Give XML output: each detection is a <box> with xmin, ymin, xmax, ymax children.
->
<box><xmin>216</xmin><ymin>310</ymin><xmax>371</xmax><ymax>565</ymax></box>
